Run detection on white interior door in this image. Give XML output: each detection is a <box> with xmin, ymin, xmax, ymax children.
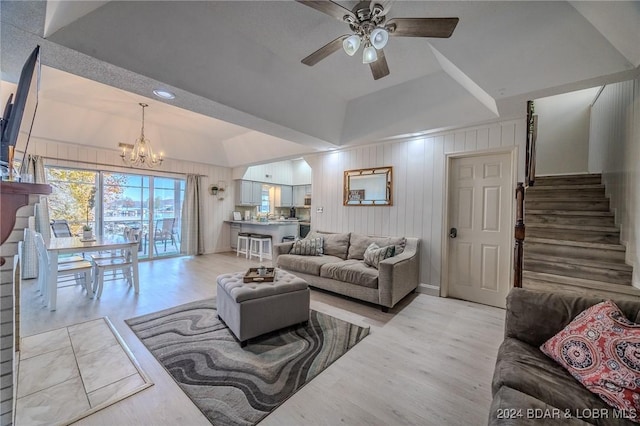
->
<box><xmin>447</xmin><ymin>152</ymin><xmax>513</xmax><ymax>308</ymax></box>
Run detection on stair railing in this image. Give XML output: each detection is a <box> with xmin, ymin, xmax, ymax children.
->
<box><xmin>514</xmin><ymin>182</ymin><xmax>525</xmax><ymax>288</ymax></box>
<box><xmin>525</xmin><ymin>100</ymin><xmax>538</xmax><ymax>187</ymax></box>
<box><xmin>514</xmin><ymin>101</ymin><xmax>537</xmax><ymax>288</ymax></box>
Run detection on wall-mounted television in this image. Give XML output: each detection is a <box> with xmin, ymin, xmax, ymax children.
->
<box><xmin>0</xmin><ymin>45</ymin><xmax>41</xmax><ymax>166</ymax></box>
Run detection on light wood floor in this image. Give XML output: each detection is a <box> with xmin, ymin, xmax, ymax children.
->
<box><xmin>20</xmin><ymin>252</ymin><xmax>506</xmax><ymax>425</ymax></box>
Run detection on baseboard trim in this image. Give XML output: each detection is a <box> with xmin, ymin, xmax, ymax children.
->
<box><xmin>417</xmin><ymin>283</ymin><xmax>440</xmax><ymax>297</ymax></box>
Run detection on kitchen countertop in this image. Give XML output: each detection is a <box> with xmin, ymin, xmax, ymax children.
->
<box><xmin>225</xmin><ymin>220</ymin><xmax>299</xmax><ymax>226</ymax></box>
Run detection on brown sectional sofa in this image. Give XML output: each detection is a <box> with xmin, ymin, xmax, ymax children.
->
<box><xmin>490</xmin><ymin>288</ymin><xmax>640</xmax><ymax>425</ymax></box>
<box><xmin>273</xmin><ymin>231</ymin><xmax>420</xmax><ymax>311</ymax></box>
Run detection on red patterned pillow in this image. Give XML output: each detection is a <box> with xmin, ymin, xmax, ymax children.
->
<box><xmin>541</xmin><ymin>300</ymin><xmax>640</xmax><ymax>422</ymax></box>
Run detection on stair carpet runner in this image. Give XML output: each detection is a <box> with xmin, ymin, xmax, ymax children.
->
<box><xmin>523</xmin><ymin>173</ymin><xmax>637</xmax><ymax>298</ymax></box>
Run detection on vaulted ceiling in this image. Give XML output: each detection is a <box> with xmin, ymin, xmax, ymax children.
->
<box><xmin>1</xmin><ymin>1</ymin><xmax>639</xmax><ymax>168</ymax></box>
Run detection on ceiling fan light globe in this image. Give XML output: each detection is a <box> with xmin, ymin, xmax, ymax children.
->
<box><xmin>343</xmin><ymin>35</ymin><xmax>361</xmax><ymax>56</ymax></box>
<box><xmin>362</xmin><ymin>45</ymin><xmax>378</xmax><ymax>64</ymax></box>
<box><xmin>370</xmin><ymin>28</ymin><xmax>389</xmax><ymax>49</ymax></box>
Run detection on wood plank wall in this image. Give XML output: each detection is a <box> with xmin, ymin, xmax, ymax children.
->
<box><xmin>26</xmin><ymin>138</ymin><xmax>235</xmax><ymax>254</ymax></box>
<box><xmin>306</xmin><ymin>118</ymin><xmax>526</xmax><ymax>290</ymax></box>
<box><xmin>589</xmin><ymin>78</ymin><xmax>640</xmax><ymax>287</ymax></box>
<box><xmin>0</xmin><ymin>200</ymin><xmax>37</xmax><ymax>425</ymax></box>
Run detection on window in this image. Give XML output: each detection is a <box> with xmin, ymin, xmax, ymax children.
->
<box><xmin>259</xmin><ymin>185</ymin><xmax>270</xmax><ymax>214</ymax></box>
<box><xmin>46</xmin><ymin>166</ymin><xmax>185</xmax><ymax>259</ymax></box>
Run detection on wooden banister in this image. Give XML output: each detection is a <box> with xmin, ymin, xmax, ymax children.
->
<box><xmin>514</xmin><ymin>182</ymin><xmax>525</xmax><ymax>288</ymax></box>
<box><xmin>525</xmin><ymin>101</ymin><xmax>538</xmax><ymax>187</ymax></box>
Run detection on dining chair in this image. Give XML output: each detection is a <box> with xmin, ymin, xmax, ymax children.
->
<box><xmin>33</xmin><ymin>231</ymin><xmax>94</xmax><ymax>301</ymax></box>
<box><xmin>91</xmin><ymin>229</ymin><xmax>140</xmax><ymax>299</ymax></box>
<box><xmin>50</xmin><ymin>219</ymin><xmax>73</xmax><ymax>237</ymax></box>
<box><xmin>153</xmin><ymin>217</ymin><xmax>177</xmax><ymax>254</ymax></box>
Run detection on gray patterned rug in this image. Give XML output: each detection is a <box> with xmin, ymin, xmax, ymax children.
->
<box><xmin>126</xmin><ymin>298</ymin><xmax>369</xmax><ymax>425</ymax></box>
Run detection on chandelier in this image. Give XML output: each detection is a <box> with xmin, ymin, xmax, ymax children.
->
<box><xmin>120</xmin><ymin>103</ymin><xmax>163</xmax><ymax>168</ymax></box>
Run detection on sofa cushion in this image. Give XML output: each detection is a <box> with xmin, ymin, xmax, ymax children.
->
<box><xmin>289</xmin><ymin>236</ymin><xmax>323</xmax><ymax>256</ymax></box>
<box><xmin>505</xmin><ymin>288</ymin><xmax>640</xmax><ymax>348</ymax></box>
<box><xmin>493</xmin><ymin>338</ymin><xmax>624</xmax><ymax>425</ymax></box>
<box><xmin>540</xmin><ymin>300</ymin><xmax>640</xmax><ymax>421</ymax></box>
<box><xmin>363</xmin><ymin>243</ymin><xmax>395</xmax><ymax>269</ymax></box>
<box><xmin>277</xmin><ymin>254</ymin><xmax>343</xmax><ymax>276</ymax></box>
<box><xmin>308</xmin><ymin>231</ymin><xmax>350</xmax><ymax>260</ymax></box>
<box><xmin>320</xmin><ymin>260</ymin><xmax>379</xmax><ymax>289</ymax></box>
<box><xmin>347</xmin><ymin>234</ymin><xmax>407</xmax><ymax>260</ymax></box>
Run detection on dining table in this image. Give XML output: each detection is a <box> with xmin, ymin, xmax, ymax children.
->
<box><xmin>46</xmin><ymin>236</ymin><xmax>140</xmax><ymax>310</ymax></box>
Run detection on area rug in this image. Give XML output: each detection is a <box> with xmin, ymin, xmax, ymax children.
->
<box><xmin>126</xmin><ymin>298</ymin><xmax>369</xmax><ymax>425</ymax></box>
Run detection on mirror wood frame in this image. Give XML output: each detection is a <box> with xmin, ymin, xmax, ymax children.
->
<box><xmin>343</xmin><ymin>166</ymin><xmax>393</xmax><ymax>206</ymax></box>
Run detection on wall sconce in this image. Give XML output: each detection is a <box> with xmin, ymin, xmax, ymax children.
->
<box><xmin>209</xmin><ymin>185</ymin><xmax>219</xmax><ymax>196</ymax></box>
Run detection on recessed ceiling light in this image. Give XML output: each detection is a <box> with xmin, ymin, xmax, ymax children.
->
<box><xmin>153</xmin><ymin>89</ymin><xmax>175</xmax><ymax>100</ymax></box>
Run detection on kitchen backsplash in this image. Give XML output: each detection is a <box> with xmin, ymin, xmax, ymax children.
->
<box><xmin>232</xmin><ymin>206</ymin><xmax>310</xmax><ymax>222</ymax></box>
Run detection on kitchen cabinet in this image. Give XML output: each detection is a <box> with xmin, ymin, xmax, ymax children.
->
<box><xmin>293</xmin><ymin>184</ymin><xmax>311</xmax><ymax>207</ymax></box>
<box><xmin>275</xmin><ymin>185</ymin><xmax>293</xmax><ymax>207</ymax></box>
<box><xmin>235</xmin><ymin>180</ymin><xmax>263</xmax><ymax>206</ymax></box>
<box><xmin>251</xmin><ymin>181</ymin><xmax>262</xmax><ymax>205</ymax></box>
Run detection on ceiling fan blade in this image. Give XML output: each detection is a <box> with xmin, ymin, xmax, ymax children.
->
<box><xmin>295</xmin><ymin>0</ymin><xmax>356</xmax><ymax>22</ymax></box>
<box><xmin>302</xmin><ymin>35</ymin><xmax>349</xmax><ymax>66</ymax></box>
<box><xmin>386</xmin><ymin>17</ymin><xmax>459</xmax><ymax>38</ymax></box>
<box><xmin>369</xmin><ymin>49</ymin><xmax>390</xmax><ymax>80</ymax></box>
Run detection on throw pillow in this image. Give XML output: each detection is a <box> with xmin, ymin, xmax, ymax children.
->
<box><xmin>289</xmin><ymin>237</ymin><xmax>324</xmax><ymax>256</ymax></box>
<box><xmin>540</xmin><ymin>300</ymin><xmax>640</xmax><ymax>422</ymax></box>
<box><xmin>307</xmin><ymin>231</ymin><xmax>350</xmax><ymax>260</ymax></box>
<box><xmin>363</xmin><ymin>242</ymin><xmax>395</xmax><ymax>269</ymax></box>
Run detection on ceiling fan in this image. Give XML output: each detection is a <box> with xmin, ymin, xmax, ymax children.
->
<box><xmin>296</xmin><ymin>0</ymin><xmax>459</xmax><ymax>80</ymax></box>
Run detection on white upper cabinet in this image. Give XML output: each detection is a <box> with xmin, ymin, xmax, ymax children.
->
<box><xmin>235</xmin><ymin>180</ymin><xmax>263</xmax><ymax>205</ymax></box>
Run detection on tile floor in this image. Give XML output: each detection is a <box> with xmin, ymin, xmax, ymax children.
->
<box><xmin>15</xmin><ymin>317</ymin><xmax>152</xmax><ymax>426</ymax></box>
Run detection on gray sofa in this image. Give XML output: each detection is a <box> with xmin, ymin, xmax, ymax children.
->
<box><xmin>490</xmin><ymin>288</ymin><xmax>640</xmax><ymax>425</ymax></box>
<box><xmin>273</xmin><ymin>231</ymin><xmax>420</xmax><ymax>312</ymax></box>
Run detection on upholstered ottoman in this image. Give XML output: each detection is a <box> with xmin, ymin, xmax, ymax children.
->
<box><xmin>216</xmin><ymin>270</ymin><xmax>310</xmax><ymax>346</ymax></box>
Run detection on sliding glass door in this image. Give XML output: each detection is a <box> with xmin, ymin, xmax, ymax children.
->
<box><xmin>150</xmin><ymin>177</ymin><xmax>184</xmax><ymax>257</ymax></box>
<box><xmin>103</xmin><ymin>172</ymin><xmax>150</xmax><ymax>256</ymax></box>
<box><xmin>46</xmin><ymin>167</ymin><xmax>185</xmax><ymax>259</ymax></box>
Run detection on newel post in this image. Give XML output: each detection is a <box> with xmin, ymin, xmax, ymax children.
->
<box><xmin>514</xmin><ymin>182</ymin><xmax>525</xmax><ymax>288</ymax></box>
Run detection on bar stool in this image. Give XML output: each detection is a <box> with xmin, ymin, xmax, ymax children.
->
<box><xmin>250</xmin><ymin>234</ymin><xmax>272</xmax><ymax>262</ymax></box>
<box><xmin>236</xmin><ymin>232</ymin><xmax>251</xmax><ymax>258</ymax></box>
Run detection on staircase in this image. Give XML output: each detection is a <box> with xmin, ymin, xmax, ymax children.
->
<box><xmin>522</xmin><ymin>173</ymin><xmax>639</xmax><ymax>299</ymax></box>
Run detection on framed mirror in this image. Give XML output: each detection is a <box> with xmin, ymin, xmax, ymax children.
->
<box><xmin>343</xmin><ymin>166</ymin><xmax>393</xmax><ymax>206</ymax></box>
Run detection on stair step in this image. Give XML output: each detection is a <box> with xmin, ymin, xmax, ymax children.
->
<box><xmin>529</xmin><ymin>184</ymin><xmax>605</xmax><ymax>191</ymax></box>
<box><xmin>526</xmin><ymin>192</ymin><xmax>606</xmax><ymax>200</ymax></box>
<box><xmin>526</xmin><ymin>237</ymin><xmax>626</xmax><ymax>262</ymax></box>
<box><xmin>527</xmin><ymin>223</ymin><xmax>619</xmax><ymax>233</ymax></box>
<box><xmin>526</xmin><ymin>213</ymin><xmax>616</xmax><ymax>227</ymax></box>
<box><xmin>526</xmin><ymin>187</ymin><xmax>605</xmax><ymax>199</ymax></box>
<box><xmin>526</xmin><ymin>210</ymin><xmax>614</xmax><ymax>216</ymax></box>
<box><xmin>523</xmin><ymin>258</ymin><xmax>632</xmax><ymax>285</ymax></box>
<box><xmin>527</xmin><ymin>228</ymin><xmax>620</xmax><ymax>244</ymax></box>
<box><xmin>524</xmin><ymin>253</ymin><xmax>633</xmax><ymax>272</ymax></box>
<box><xmin>522</xmin><ymin>271</ymin><xmax>640</xmax><ymax>301</ymax></box>
<box><xmin>535</xmin><ymin>174</ymin><xmax>602</xmax><ymax>186</ymax></box>
<box><xmin>525</xmin><ymin>199</ymin><xmax>609</xmax><ymax>211</ymax></box>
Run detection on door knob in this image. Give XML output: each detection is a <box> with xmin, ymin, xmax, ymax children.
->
<box><xmin>449</xmin><ymin>227</ymin><xmax>457</xmax><ymax>238</ymax></box>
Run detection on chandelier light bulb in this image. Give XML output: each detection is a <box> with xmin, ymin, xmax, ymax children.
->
<box><xmin>362</xmin><ymin>45</ymin><xmax>378</xmax><ymax>64</ymax></box>
<box><xmin>343</xmin><ymin>35</ymin><xmax>361</xmax><ymax>56</ymax></box>
<box><xmin>370</xmin><ymin>28</ymin><xmax>389</xmax><ymax>50</ymax></box>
